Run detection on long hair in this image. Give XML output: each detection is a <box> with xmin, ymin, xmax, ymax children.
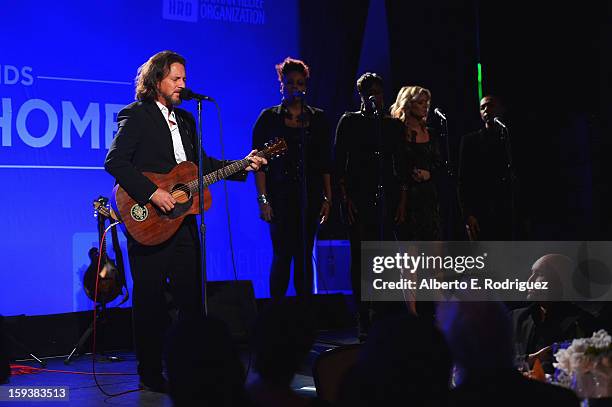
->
<box><xmin>390</xmin><ymin>85</ymin><xmax>431</xmax><ymax>124</ymax></box>
<box><xmin>135</xmin><ymin>50</ymin><xmax>186</xmax><ymax>101</ymax></box>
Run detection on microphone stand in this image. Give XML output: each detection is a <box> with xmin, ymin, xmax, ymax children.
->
<box><xmin>438</xmin><ymin>115</ymin><xmax>452</xmax><ymax>177</ymax></box>
<box><xmin>196</xmin><ymin>99</ymin><xmax>208</xmax><ymax>315</ymax></box>
<box><xmin>297</xmin><ymin>96</ymin><xmax>310</xmax><ymax>299</ymax></box>
<box><xmin>499</xmin><ymin>123</ymin><xmax>516</xmax><ymax>240</ymax></box>
<box><xmin>374</xmin><ymin>107</ymin><xmax>385</xmax><ymax>242</ymax></box>
<box><xmin>437</xmin><ymin>113</ymin><xmax>454</xmax><ymax>239</ymax></box>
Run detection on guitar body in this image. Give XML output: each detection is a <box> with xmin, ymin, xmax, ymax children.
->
<box><xmin>111</xmin><ymin>161</ymin><xmax>212</xmax><ymax>246</ymax></box>
<box><xmin>83</xmin><ymin>248</ymin><xmax>124</xmax><ymax>304</ymax></box>
<box><xmin>84</xmin><ymin>196</ymin><xmax>129</xmax><ymax>305</ymax></box>
<box><xmin>110</xmin><ymin>139</ymin><xmax>287</xmax><ymax>246</ymax></box>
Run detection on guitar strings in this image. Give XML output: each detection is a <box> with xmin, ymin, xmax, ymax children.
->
<box><xmin>147</xmin><ymin>148</ymin><xmax>278</xmax><ymax>201</ymax></box>
<box><xmin>166</xmin><ymin>158</ymin><xmax>253</xmax><ymax>198</ymax></box>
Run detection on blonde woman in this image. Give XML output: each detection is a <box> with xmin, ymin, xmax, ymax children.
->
<box><xmin>390</xmin><ymin>86</ymin><xmax>442</xmax><ymax>240</ymax></box>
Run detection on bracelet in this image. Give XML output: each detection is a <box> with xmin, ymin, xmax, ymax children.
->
<box><xmin>323</xmin><ymin>195</ymin><xmax>332</xmax><ymax>205</ymax></box>
<box><xmin>257</xmin><ymin>194</ymin><xmax>269</xmax><ymax>205</ymax></box>
<box><xmin>400</xmin><ymin>184</ymin><xmax>409</xmax><ymax>192</ymax></box>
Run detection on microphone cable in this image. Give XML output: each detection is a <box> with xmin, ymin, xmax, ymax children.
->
<box><xmin>210</xmin><ymin>100</ymin><xmax>240</xmax><ymax>283</ymax></box>
<box><xmin>91</xmin><ymin>221</ymin><xmax>142</xmax><ymax>398</ymax></box>
<box><xmin>210</xmin><ymin>99</ymin><xmax>254</xmax><ymax>379</ymax></box>
<box><xmin>17</xmin><ymin>220</ymin><xmax>141</xmax><ymax>399</ymax></box>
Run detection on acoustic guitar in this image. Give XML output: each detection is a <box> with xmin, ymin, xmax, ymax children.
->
<box><xmin>111</xmin><ymin>139</ymin><xmax>287</xmax><ymax>246</ymax></box>
<box><xmin>83</xmin><ymin>197</ymin><xmax>128</xmax><ymax>304</ymax></box>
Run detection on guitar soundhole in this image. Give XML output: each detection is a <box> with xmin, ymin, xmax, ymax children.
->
<box><xmin>171</xmin><ymin>184</ymin><xmax>191</xmax><ymax>204</ymax></box>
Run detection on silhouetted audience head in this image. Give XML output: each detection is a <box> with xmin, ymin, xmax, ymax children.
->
<box><xmin>164</xmin><ymin>316</ymin><xmax>247</xmax><ymax>407</ymax></box>
<box><xmin>526</xmin><ymin>254</ymin><xmax>573</xmax><ymax>301</ymax></box>
<box><xmin>438</xmin><ymin>301</ymin><xmax>581</xmax><ymax>406</ymax></box>
<box><xmin>252</xmin><ymin>298</ymin><xmax>316</xmax><ymax>386</ymax></box>
<box><xmin>339</xmin><ymin>314</ymin><xmax>452</xmax><ymax>407</ymax></box>
<box><xmin>437</xmin><ymin>301</ymin><xmax>513</xmax><ymax>371</ymax></box>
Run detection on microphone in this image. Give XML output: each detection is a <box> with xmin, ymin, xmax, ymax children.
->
<box><xmin>493</xmin><ymin>117</ymin><xmax>507</xmax><ymax>129</ymax></box>
<box><xmin>367</xmin><ymin>95</ymin><xmax>379</xmax><ymax>113</ymax></box>
<box><xmin>292</xmin><ymin>90</ymin><xmax>306</xmax><ymax>98</ymax></box>
<box><xmin>433</xmin><ymin>108</ymin><xmax>447</xmax><ymax>120</ymax></box>
<box><xmin>179</xmin><ymin>88</ymin><xmax>214</xmax><ymax>102</ymax></box>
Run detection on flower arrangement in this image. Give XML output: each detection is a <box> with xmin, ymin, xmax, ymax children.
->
<box><xmin>553</xmin><ymin>330</ymin><xmax>612</xmax><ymax>398</ymax></box>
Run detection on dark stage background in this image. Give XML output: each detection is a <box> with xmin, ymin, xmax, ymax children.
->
<box><xmin>1</xmin><ymin>0</ymin><xmax>610</xmax><ymax>320</ymax></box>
<box><xmin>302</xmin><ymin>0</ymin><xmax>611</xmax><ymax>243</ymax></box>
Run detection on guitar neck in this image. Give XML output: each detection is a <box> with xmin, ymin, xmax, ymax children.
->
<box><xmin>203</xmin><ymin>157</ymin><xmax>252</xmax><ymax>187</ymax></box>
<box><xmin>186</xmin><ymin>154</ymin><xmax>260</xmax><ymax>191</ymax></box>
<box><xmin>98</xmin><ymin>215</ymin><xmax>108</xmax><ymax>262</ymax></box>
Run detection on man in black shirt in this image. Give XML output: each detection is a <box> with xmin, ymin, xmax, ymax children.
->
<box><xmin>511</xmin><ymin>254</ymin><xmax>595</xmax><ymax>373</ymax></box>
<box><xmin>334</xmin><ymin>73</ymin><xmax>408</xmax><ymax>338</ymax></box>
<box><xmin>458</xmin><ymin>95</ymin><xmax>516</xmax><ymax>240</ymax></box>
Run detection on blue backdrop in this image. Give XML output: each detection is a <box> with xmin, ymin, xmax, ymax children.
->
<box><xmin>0</xmin><ymin>0</ymin><xmax>298</xmax><ymax>316</ymax></box>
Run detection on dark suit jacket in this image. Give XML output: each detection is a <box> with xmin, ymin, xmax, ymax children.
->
<box><xmin>105</xmin><ymin>100</ymin><xmax>245</xmax><ymax>205</ymax></box>
<box><xmin>457</xmin><ymin>127</ymin><xmax>514</xmax><ymax>217</ymax></box>
<box><xmin>511</xmin><ymin>303</ymin><xmax>595</xmax><ymax>372</ymax></box>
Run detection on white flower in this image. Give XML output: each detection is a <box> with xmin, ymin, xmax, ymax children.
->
<box><xmin>590</xmin><ymin>329</ymin><xmax>612</xmax><ymax>349</ymax></box>
<box><xmin>554</xmin><ymin>330</ymin><xmax>612</xmax><ymax>375</ymax></box>
<box><xmin>571</xmin><ymin>338</ymin><xmax>588</xmax><ymax>354</ymax></box>
<box><xmin>554</xmin><ymin>348</ymin><xmax>570</xmax><ymax>372</ymax></box>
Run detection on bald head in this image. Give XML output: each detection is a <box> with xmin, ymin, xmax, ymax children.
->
<box><xmin>527</xmin><ymin>254</ymin><xmax>574</xmax><ymax>301</ymax></box>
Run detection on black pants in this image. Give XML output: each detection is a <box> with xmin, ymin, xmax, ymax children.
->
<box><xmin>127</xmin><ymin>216</ymin><xmax>201</xmax><ymax>378</ymax></box>
<box><xmin>348</xmin><ymin>213</ymin><xmax>399</xmax><ymax>331</ymax></box>
<box><xmin>268</xmin><ymin>198</ymin><xmax>319</xmax><ymax>299</ymax></box>
<box><xmin>475</xmin><ymin>205</ymin><xmax>514</xmax><ymax>240</ymax></box>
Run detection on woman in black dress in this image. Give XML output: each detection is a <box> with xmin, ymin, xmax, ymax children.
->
<box><xmin>390</xmin><ymin>85</ymin><xmax>442</xmax><ymax>240</ymax></box>
<box><xmin>252</xmin><ymin>57</ymin><xmax>332</xmax><ymax>299</ymax></box>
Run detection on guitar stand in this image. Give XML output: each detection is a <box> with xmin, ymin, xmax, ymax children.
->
<box><xmin>64</xmin><ymin>303</ymin><xmax>121</xmax><ymax>365</ymax></box>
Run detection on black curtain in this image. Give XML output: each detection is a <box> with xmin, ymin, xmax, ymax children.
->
<box><xmin>298</xmin><ymin>0</ymin><xmax>371</xmax><ymax>239</ymax></box>
<box><xmin>385</xmin><ymin>0</ymin><xmax>480</xmax><ymax>239</ymax></box>
<box><xmin>298</xmin><ymin>0</ymin><xmax>371</xmax><ymax>133</ymax></box>
<box><xmin>298</xmin><ymin>0</ymin><xmax>608</xmax><ymax>240</ymax></box>
<box><xmin>386</xmin><ymin>0</ymin><xmax>608</xmax><ymax>240</ymax></box>
<box><xmin>476</xmin><ymin>2</ymin><xmax>607</xmax><ymax>240</ymax></box>
<box><xmin>592</xmin><ymin>2</ymin><xmax>612</xmax><ymax>239</ymax></box>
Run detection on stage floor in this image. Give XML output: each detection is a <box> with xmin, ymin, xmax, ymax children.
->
<box><xmin>1</xmin><ymin>328</ymin><xmax>358</xmax><ymax>406</ymax></box>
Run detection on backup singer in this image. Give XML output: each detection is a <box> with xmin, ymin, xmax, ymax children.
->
<box><xmin>390</xmin><ymin>86</ymin><xmax>442</xmax><ymax>241</ymax></box>
<box><xmin>104</xmin><ymin>50</ymin><xmax>265</xmax><ymax>392</ymax></box>
<box><xmin>252</xmin><ymin>57</ymin><xmax>332</xmax><ymax>299</ymax></box>
<box><xmin>334</xmin><ymin>73</ymin><xmax>407</xmax><ymax>339</ymax></box>
<box><xmin>458</xmin><ymin>95</ymin><xmax>515</xmax><ymax>240</ymax></box>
